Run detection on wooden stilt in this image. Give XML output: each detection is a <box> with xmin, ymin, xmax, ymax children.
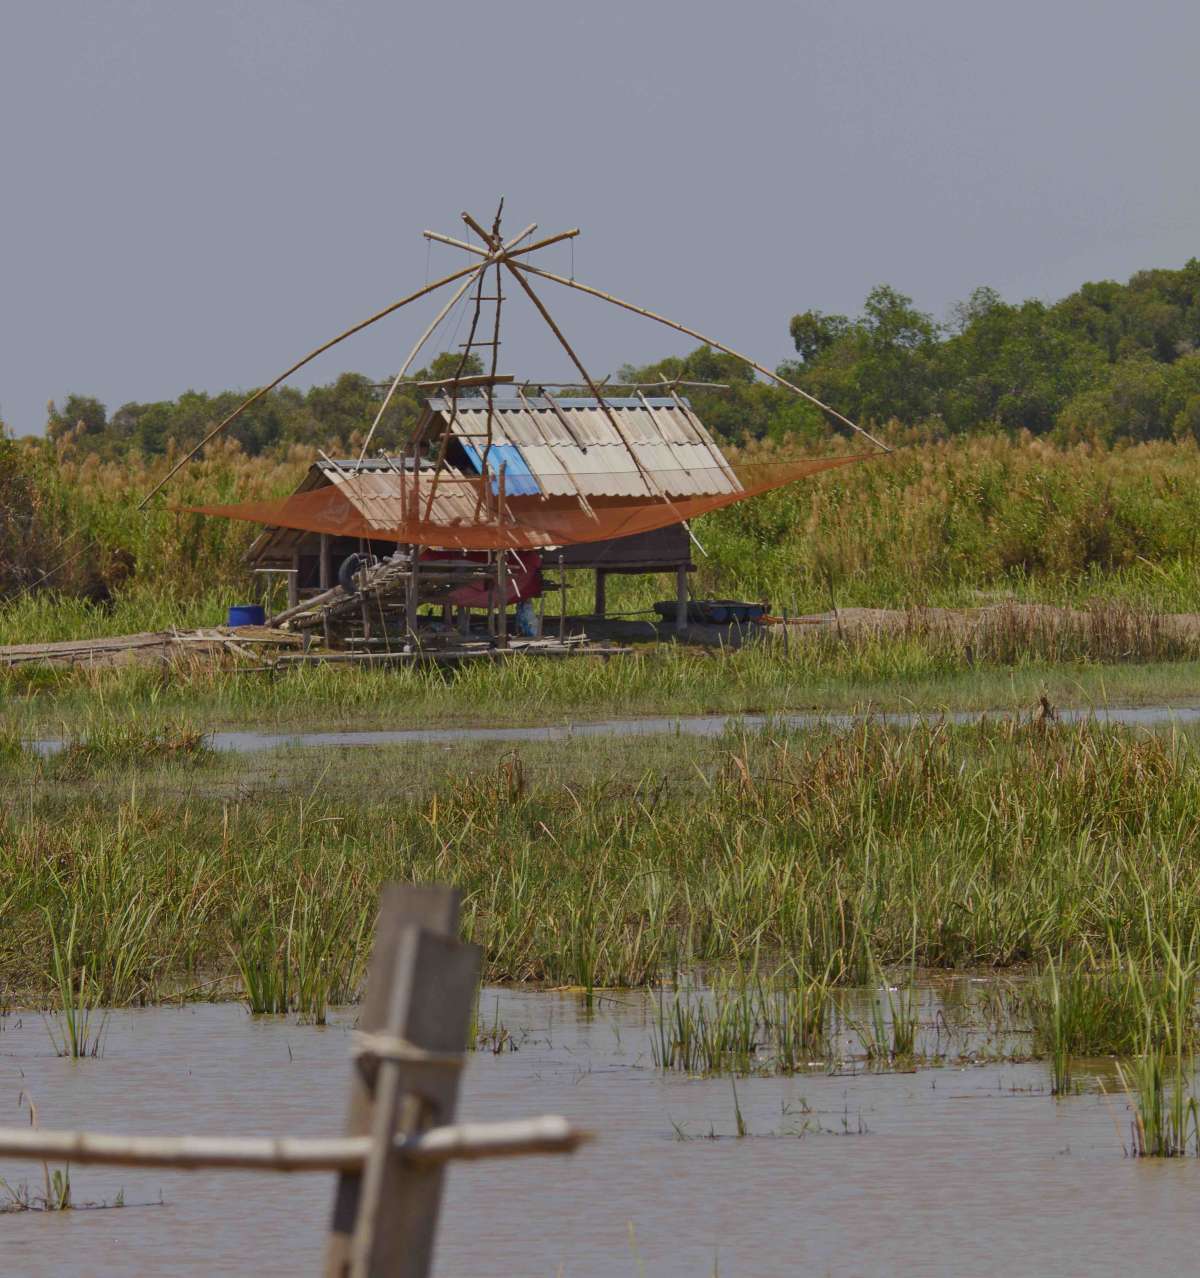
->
<box><xmin>406</xmin><ymin>548</ymin><xmax>419</xmax><ymax>642</ymax></box>
<box><xmin>496</xmin><ymin>463</ymin><xmax>508</xmax><ymax>648</ymax></box>
<box><xmin>559</xmin><ymin>554</ymin><xmax>566</xmax><ymax>642</ymax></box>
<box><xmin>675</xmin><ymin>564</ymin><xmax>689</xmax><ymax>635</ymax></box>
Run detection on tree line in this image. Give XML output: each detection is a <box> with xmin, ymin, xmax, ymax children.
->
<box><xmin>39</xmin><ymin>258</ymin><xmax>1200</xmax><ymax>457</ymax></box>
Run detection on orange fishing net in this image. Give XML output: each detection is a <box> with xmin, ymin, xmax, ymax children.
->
<box><xmin>183</xmin><ymin>454</ymin><xmax>872</xmax><ymax>551</ymax></box>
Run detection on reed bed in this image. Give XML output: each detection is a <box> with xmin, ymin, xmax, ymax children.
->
<box><xmin>6</xmin><ymin>718</ymin><xmax>1200</xmax><ymax>1010</ymax></box>
<box><xmin>14</xmin><ymin>431</ymin><xmax>1200</xmax><ymax>620</ymax></box>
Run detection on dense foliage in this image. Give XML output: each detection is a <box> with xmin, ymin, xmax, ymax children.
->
<box><xmin>45</xmin><ymin>353</ymin><xmax>485</xmax><ymax>460</ymax></box>
<box><xmin>627</xmin><ymin>260</ymin><xmax>1200</xmax><ymax>445</ymax></box>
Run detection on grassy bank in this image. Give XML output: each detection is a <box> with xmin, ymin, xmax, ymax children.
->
<box><xmin>5</xmin><ymin>603</ymin><xmax>1200</xmax><ymax>736</ymax></box>
<box><xmin>6</xmin><ymin>717</ymin><xmax>1200</xmax><ymax>1008</ymax></box>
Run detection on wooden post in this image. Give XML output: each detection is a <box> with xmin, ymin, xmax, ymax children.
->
<box><xmin>594</xmin><ymin>570</ymin><xmax>606</xmax><ymax>619</ymax></box>
<box><xmin>675</xmin><ymin>564</ymin><xmax>689</xmax><ymax>635</ymax></box>
<box><xmin>406</xmin><ymin>548</ymin><xmax>419</xmax><ymax>642</ymax></box>
<box><xmin>320</xmin><ymin>534</ymin><xmax>333</xmax><ymax>590</ymax></box>
<box><xmin>325</xmin><ymin>885</ymin><xmax>478</xmax><ymax>1278</ymax></box>
<box><xmin>496</xmin><ymin>551</ymin><xmax>508</xmax><ymax>647</ymax></box>
<box><xmin>559</xmin><ymin>554</ymin><xmax>566</xmax><ymax>642</ymax></box>
<box><xmin>288</xmin><ymin>551</ymin><xmax>300</xmax><ymax>611</ymax></box>
<box><xmin>496</xmin><ymin>464</ymin><xmax>508</xmax><ymax>649</ymax></box>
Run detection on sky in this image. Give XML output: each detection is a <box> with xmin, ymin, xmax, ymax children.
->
<box><xmin>1</xmin><ymin>0</ymin><xmax>1197</xmax><ymax>435</ymax></box>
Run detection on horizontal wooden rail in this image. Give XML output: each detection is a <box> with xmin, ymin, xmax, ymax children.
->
<box><xmin>0</xmin><ymin>1115</ymin><xmax>585</xmax><ymax>1173</ymax></box>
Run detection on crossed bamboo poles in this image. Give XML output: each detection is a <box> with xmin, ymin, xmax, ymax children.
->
<box><xmin>140</xmin><ymin>205</ymin><xmax>889</xmax><ymax>514</ymax></box>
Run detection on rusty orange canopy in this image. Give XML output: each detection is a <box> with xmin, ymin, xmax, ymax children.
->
<box><xmin>184</xmin><ymin>454</ymin><xmax>871</xmax><ymax>552</ymax></box>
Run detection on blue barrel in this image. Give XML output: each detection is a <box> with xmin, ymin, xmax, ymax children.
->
<box><xmin>227</xmin><ymin>604</ymin><xmax>266</xmax><ymax>628</ymax></box>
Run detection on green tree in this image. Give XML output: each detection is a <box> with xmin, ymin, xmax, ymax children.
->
<box><xmin>47</xmin><ymin>394</ymin><xmax>107</xmax><ymax>443</ymax></box>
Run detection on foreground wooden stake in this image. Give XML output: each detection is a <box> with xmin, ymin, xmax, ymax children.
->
<box><xmin>326</xmin><ymin>884</ymin><xmax>475</xmax><ymax>1278</ymax></box>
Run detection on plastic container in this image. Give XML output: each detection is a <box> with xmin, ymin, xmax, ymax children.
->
<box><xmin>227</xmin><ymin>604</ymin><xmax>266</xmax><ymax>628</ymax></box>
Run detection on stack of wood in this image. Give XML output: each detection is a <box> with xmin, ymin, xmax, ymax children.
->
<box><xmin>0</xmin><ymin>626</ymin><xmax>303</xmax><ymax>670</ymax></box>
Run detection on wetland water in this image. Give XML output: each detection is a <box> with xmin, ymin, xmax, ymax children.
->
<box><xmin>32</xmin><ymin>702</ymin><xmax>1200</xmax><ymax>758</ymax></box>
<box><xmin>2</xmin><ymin>986</ymin><xmax>1197</xmax><ymax>1276</ymax></box>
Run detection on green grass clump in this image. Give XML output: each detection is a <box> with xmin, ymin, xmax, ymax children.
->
<box><xmin>52</xmin><ymin>719</ymin><xmax>209</xmax><ymax>772</ymax></box>
<box><xmin>44</xmin><ymin>906</ymin><xmax>106</xmax><ymax>1058</ymax></box>
<box><xmin>1020</xmin><ymin>955</ymin><xmax>1199</xmax><ymax>1095</ymax></box>
<box><xmin>231</xmin><ymin>883</ymin><xmax>370</xmax><ymax>1022</ymax></box>
<box><xmin>653</xmin><ymin>963</ymin><xmax>833</xmax><ymax>1074</ymax></box>
<box><xmin>1116</xmin><ymin>935</ymin><xmax>1200</xmax><ymax>1157</ymax></box>
<box><xmin>9</xmin><ymin>720</ymin><xmax>1200</xmax><ymax>1005</ymax></box>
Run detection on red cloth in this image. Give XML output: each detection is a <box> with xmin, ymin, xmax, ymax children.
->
<box><xmin>422</xmin><ymin>549</ymin><xmax>543</xmax><ymax>608</ymax></box>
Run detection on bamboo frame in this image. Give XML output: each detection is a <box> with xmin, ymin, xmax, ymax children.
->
<box><xmin>139</xmin><ymin>258</ymin><xmax>504</xmax><ymax>508</ymax></box>
<box><xmin>507</xmin><ymin>257</ymin><xmax>891</xmax><ymax>453</ymax></box>
<box><xmin>0</xmin><ymin>1116</ymin><xmax>583</xmax><ymax>1172</ymax></box>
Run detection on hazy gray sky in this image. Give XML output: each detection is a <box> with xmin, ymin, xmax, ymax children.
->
<box><xmin>2</xmin><ymin>0</ymin><xmax>1197</xmax><ymax>435</ymax></box>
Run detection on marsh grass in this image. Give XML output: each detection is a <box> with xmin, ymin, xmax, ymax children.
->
<box><xmin>44</xmin><ymin>907</ymin><xmax>106</xmax><ymax>1058</ymax></box>
<box><xmin>653</xmin><ymin>963</ymin><xmax>834</xmax><ymax>1075</ymax></box>
<box><xmin>49</xmin><ymin>718</ymin><xmax>209</xmax><ymax>775</ymax></box>
<box><xmin>848</xmin><ymin>966</ymin><xmax>920</xmax><ymax>1066</ymax></box>
<box><xmin>6</xmin><ymin>599</ymin><xmax>1200</xmax><ymax>747</ymax></box>
<box><xmin>11</xmin><ymin>720</ymin><xmax>1200</xmax><ymax>1007</ymax></box>
<box><xmin>1116</xmin><ymin>934</ymin><xmax>1200</xmax><ymax>1156</ymax></box>
<box><xmin>231</xmin><ymin>884</ymin><xmax>369</xmax><ymax>1021</ymax></box>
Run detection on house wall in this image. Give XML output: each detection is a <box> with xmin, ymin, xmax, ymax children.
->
<box><xmin>554</xmin><ymin>524</ymin><xmax>691</xmax><ymax>572</ymax></box>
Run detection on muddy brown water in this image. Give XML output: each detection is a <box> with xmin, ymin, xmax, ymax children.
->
<box><xmin>2</xmin><ymin>986</ymin><xmax>1197</xmax><ymax>1276</ymax></box>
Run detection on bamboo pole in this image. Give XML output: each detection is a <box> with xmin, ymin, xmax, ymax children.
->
<box><xmin>356</xmin><ymin>218</ymin><xmax>535</xmax><ymax>470</ymax></box>
<box><xmin>137</xmin><ymin>258</ymin><xmax>509</xmax><ymax>509</ymax></box>
<box><xmin>354</xmin><ymin>264</ymin><xmax>488</xmax><ymax>465</ymax></box>
<box><xmin>422</xmin><ymin>225</ymin><xmax>579</xmax><ymax>261</ymax></box>
<box><xmin>457</xmin><ymin>209</ymin><xmax>665</xmax><ymax>496</ymax></box>
<box><xmin>497</xmin><ymin>463</ymin><xmax>508</xmax><ymax>648</ymax></box>
<box><xmin>501</xmin><ymin>259</ymin><xmax>669</xmax><ymax>501</ymax></box>
<box><xmin>0</xmin><ymin>1116</ymin><xmax>584</xmax><ymax>1173</ymax></box>
<box><xmin>507</xmin><ymin>259</ymin><xmax>892</xmax><ymax>453</ymax></box>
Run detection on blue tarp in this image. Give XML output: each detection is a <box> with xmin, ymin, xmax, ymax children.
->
<box><xmin>459</xmin><ymin>441</ymin><xmax>541</xmax><ymax>497</ymax></box>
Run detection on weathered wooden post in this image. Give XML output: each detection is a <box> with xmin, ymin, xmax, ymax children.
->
<box><xmin>675</xmin><ymin>564</ymin><xmax>689</xmax><ymax>635</ymax></box>
<box><xmin>325</xmin><ymin>884</ymin><xmax>479</xmax><ymax>1278</ymax></box>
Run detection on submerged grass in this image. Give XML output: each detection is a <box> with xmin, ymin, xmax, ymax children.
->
<box><xmin>230</xmin><ymin>883</ymin><xmax>370</xmax><ymax>1022</ymax></box>
<box><xmin>653</xmin><ymin>962</ymin><xmax>834</xmax><ymax>1075</ymax></box>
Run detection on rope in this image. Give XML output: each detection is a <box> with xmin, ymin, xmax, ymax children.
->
<box><xmin>352</xmin><ymin>1030</ymin><xmax>464</xmax><ymax>1069</ymax></box>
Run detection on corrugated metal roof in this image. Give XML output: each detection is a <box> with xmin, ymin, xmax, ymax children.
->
<box><xmin>323</xmin><ymin>466</ymin><xmax>484</xmax><ymax>531</ymax></box>
<box><xmin>426</xmin><ymin>396</ymin><xmax>740</xmax><ymax>499</ymax></box>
